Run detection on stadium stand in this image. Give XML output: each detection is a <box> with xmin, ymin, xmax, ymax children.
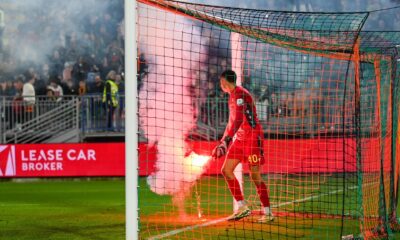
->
<box><xmin>1</xmin><ymin>0</ymin><xmax>400</xmax><ymax>144</ymax></box>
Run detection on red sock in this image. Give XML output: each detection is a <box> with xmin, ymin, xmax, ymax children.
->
<box><xmin>226</xmin><ymin>178</ymin><xmax>244</xmax><ymax>202</ymax></box>
<box><xmin>256</xmin><ymin>182</ymin><xmax>270</xmax><ymax>207</ymax></box>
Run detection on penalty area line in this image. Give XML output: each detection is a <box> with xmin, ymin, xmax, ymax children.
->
<box><xmin>147</xmin><ymin>184</ymin><xmax>361</xmax><ymax>239</ymax></box>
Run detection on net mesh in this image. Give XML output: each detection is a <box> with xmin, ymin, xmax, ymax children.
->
<box><xmin>137</xmin><ymin>1</ymin><xmax>400</xmax><ymax>239</ymax></box>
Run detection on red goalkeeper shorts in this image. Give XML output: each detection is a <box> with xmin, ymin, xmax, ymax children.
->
<box><xmin>226</xmin><ymin>135</ymin><xmax>265</xmax><ymax>166</ymax></box>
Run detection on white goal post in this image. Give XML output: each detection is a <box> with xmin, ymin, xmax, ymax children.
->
<box><xmin>231</xmin><ymin>32</ymin><xmax>244</xmax><ymax>212</ymax></box>
<box><xmin>125</xmin><ymin>0</ymin><xmax>138</xmax><ymax>239</ymax></box>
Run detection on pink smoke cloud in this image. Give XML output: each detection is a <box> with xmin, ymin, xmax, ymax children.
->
<box><xmin>138</xmin><ymin>4</ymin><xmax>209</xmax><ymax>195</ymax></box>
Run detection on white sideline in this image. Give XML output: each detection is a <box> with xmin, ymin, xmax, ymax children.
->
<box><xmin>147</xmin><ymin>185</ymin><xmax>359</xmax><ymax>239</ymax></box>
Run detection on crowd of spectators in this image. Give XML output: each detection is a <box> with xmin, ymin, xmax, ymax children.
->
<box><xmin>0</xmin><ymin>0</ymin><xmax>398</xmax><ymax>133</ymax></box>
<box><xmin>1</xmin><ymin>0</ymin><xmax>398</xmax><ymax>102</ymax></box>
<box><xmin>0</xmin><ymin>0</ymin><xmax>124</xmax><ymax>101</ymax></box>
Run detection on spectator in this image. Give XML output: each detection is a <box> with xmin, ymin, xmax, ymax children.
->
<box><xmin>115</xmin><ymin>74</ymin><xmax>124</xmax><ymax>94</ymax></box>
<box><xmin>49</xmin><ymin>50</ymin><xmax>64</xmax><ymax>75</ymax></box>
<box><xmin>41</xmin><ymin>63</ymin><xmax>50</xmax><ymax>83</ymax></box>
<box><xmin>255</xmin><ymin>95</ymin><xmax>265</xmax><ymax>122</ymax></box>
<box><xmin>87</xmin><ymin>75</ymin><xmax>104</xmax><ymax>125</ymax></box>
<box><xmin>13</xmin><ymin>77</ymin><xmax>24</xmax><ymax>98</ymax></box>
<box><xmin>9</xmin><ymin>77</ymin><xmax>24</xmax><ymax>128</ymax></box>
<box><xmin>0</xmin><ymin>78</ymin><xmax>16</xmax><ymax>96</ymax></box>
<box><xmin>88</xmin><ymin>53</ymin><xmax>101</xmax><ymax>73</ymax></box>
<box><xmin>103</xmin><ymin>70</ymin><xmax>118</xmax><ymax>130</ymax></box>
<box><xmin>88</xmin><ymin>75</ymin><xmax>104</xmax><ymax>94</ymax></box>
<box><xmin>62</xmin><ymin>62</ymin><xmax>73</xmax><ymax>82</ymax></box>
<box><xmin>106</xmin><ymin>41</ymin><xmax>124</xmax><ymax>71</ymax></box>
<box><xmin>46</xmin><ymin>88</ymin><xmax>56</xmax><ymax>101</ymax></box>
<box><xmin>61</xmin><ymin>62</ymin><xmax>77</xmax><ymax>96</ymax></box>
<box><xmin>78</xmin><ymin>80</ymin><xmax>87</xmax><ymax>96</ymax></box>
<box><xmin>99</xmin><ymin>24</ymin><xmax>113</xmax><ymax>46</ymax></box>
<box><xmin>35</xmin><ymin>74</ymin><xmax>48</xmax><ymax>96</ymax></box>
<box><xmin>72</xmin><ymin>56</ymin><xmax>90</xmax><ymax>85</ymax></box>
<box><xmin>47</xmin><ymin>77</ymin><xmax>63</xmax><ymax>101</ymax></box>
<box><xmin>0</xmin><ymin>80</ymin><xmax>7</xmax><ymax>95</ymax></box>
<box><xmin>115</xmin><ymin>73</ymin><xmax>124</xmax><ymax>130</ymax></box>
<box><xmin>5</xmin><ymin>79</ymin><xmax>16</xmax><ymax>96</ymax></box>
<box><xmin>23</xmin><ymin>73</ymin><xmax>36</xmax><ymax>105</ymax></box>
<box><xmin>22</xmin><ymin>73</ymin><xmax>36</xmax><ymax>122</ymax></box>
<box><xmin>207</xmin><ymin>81</ymin><xmax>216</xmax><ymax>98</ymax></box>
<box><xmin>60</xmin><ymin>77</ymin><xmax>77</xmax><ymax>96</ymax></box>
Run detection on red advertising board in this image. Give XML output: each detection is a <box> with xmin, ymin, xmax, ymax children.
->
<box><xmin>0</xmin><ymin>143</ymin><xmax>125</xmax><ymax>177</ymax></box>
<box><xmin>0</xmin><ymin>138</ymin><xmax>385</xmax><ymax>177</ymax></box>
<box><xmin>139</xmin><ymin>138</ymin><xmax>385</xmax><ymax>176</ymax></box>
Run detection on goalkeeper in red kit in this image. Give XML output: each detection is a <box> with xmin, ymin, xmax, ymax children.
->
<box><xmin>212</xmin><ymin>70</ymin><xmax>274</xmax><ymax>222</ymax></box>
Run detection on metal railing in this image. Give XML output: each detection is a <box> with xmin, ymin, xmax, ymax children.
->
<box><xmin>194</xmin><ymin>97</ymin><xmax>342</xmax><ymax>138</ymax></box>
<box><xmin>0</xmin><ymin>96</ymin><xmax>77</xmax><ymax>141</ymax></box>
<box><xmin>0</xmin><ymin>94</ymin><xmax>365</xmax><ymax>143</ymax></box>
<box><xmin>2</xmin><ymin>97</ymin><xmax>80</xmax><ymax>143</ymax></box>
<box><xmin>80</xmin><ymin>94</ymin><xmax>125</xmax><ymax>134</ymax></box>
<box><xmin>195</xmin><ymin>98</ymin><xmax>229</xmax><ymax>140</ymax></box>
<box><xmin>0</xmin><ymin>95</ymin><xmax>125</xmax><ymax>143</ymax></box>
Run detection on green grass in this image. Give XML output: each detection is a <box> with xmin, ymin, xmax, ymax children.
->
<box><xmin>0</xmin><ymin>179</ymin><xmax>125</xmax><ymax>240</ymax></box>
<box><xmin>139</xmin><ymin>175</ymin><xmax>400</xmax><ymax>239</ymax></box>
<box><xmin>1</xmin><ymin>177</ymin><xmax>399</xmax><ymax>239</ymax></box>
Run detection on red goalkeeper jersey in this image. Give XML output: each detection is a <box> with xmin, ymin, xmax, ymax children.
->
<box><xmin>223</xmin><ymin>86</ymin><xmax>262</xmax><ymax>141</ymax></box>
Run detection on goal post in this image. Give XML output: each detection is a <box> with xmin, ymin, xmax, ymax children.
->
<box><xmin>231</xmin><ymin>31</ymin><xmax>243</xmax><ymax>212</ymax></box>
<box><xmin>125</xmin><ymin>0</ymin><xmax>138</xmax><ymax>239</ymax></box>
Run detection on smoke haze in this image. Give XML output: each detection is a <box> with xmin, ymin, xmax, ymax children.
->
<box><xmin>138</xmin><ymin>3</ymin><xmax>209</xmax><ymax>195</ymax></box>
<box><xmin>0</xmin><ymin>0</ymin><xmax>123</xmax><ymax>72</ymax></box>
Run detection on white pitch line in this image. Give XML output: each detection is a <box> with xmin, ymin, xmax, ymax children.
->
<box><xmin>147</xmin><ymin>217</ymin><xmax>230</xmax><ymax>240</ymax></box>
<box><xmin>147</xmin><ymin>185</ymin><xmax>360</xmax><ymax>240</ymax></box>
<box><xmin>272</xmin><ymin>185</ymin><xmax>358</xmax><ymax>208</ymax></box>
<box><xmin>0</xmin><ymin>203</ymin><xmax>41</xmax><ymax>206</ymax></box>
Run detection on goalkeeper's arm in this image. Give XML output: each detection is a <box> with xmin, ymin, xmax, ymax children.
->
<box><xmin>212</xmin><ymin>136</ymin><xmax>232</xmax><ymax>158</ymax></box>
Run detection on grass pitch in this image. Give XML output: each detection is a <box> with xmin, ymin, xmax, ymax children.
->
<box><xmin>140</xmin><ymin>175</ymin><xmax>400</xmax><ymax>240</ymax></box>
<box><xmin>0</xmin><ymin>179</ymin><xmax>124</xmax><ymax>240</ymax></box>
<box><xmin>0</xmin><ymin>177</ymin><xmax>399</xmax><ymax>239</ymax></box>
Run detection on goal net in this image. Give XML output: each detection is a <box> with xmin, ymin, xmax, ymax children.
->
<box><xmin>137</xmin><ymin>1</ymin><xmax>400</xmax><ymax>239</ymax></box>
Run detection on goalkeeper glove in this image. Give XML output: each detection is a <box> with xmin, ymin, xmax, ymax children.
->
<box><xmin>212</xmin><ymin>136</ymin><xmax>232</xmax><ymax>158</ymax></box>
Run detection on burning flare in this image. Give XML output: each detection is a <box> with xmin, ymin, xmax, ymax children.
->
<box><xmin>184</xmin><ymin>152</ymin><xmax>211</xmax><ymax>176</ymax></box>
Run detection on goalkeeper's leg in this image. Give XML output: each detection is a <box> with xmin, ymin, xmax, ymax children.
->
<box><xmin>221</xmin><ymin>158</ymin><xmax>251</xmax><ymax>221</ymax></box>
<box><xmin>250</xmin><ymin>165</ymin><xmax>274</xmax><ymax>223</ymax></box>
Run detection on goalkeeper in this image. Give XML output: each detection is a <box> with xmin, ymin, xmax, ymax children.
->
<box><xmin>212</xmin><ymin>70</ymin><xmax>274</xmax><ymax>223</ymax></box>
